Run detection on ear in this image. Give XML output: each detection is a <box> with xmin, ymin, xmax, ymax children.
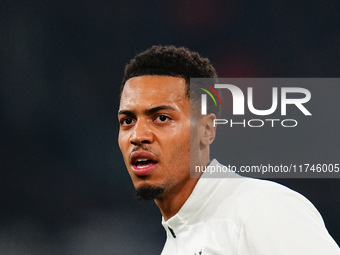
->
<box><xmin>199</xmin><ymin>113</ymin><xmax>217</xmax><ymax>146</ymax></box>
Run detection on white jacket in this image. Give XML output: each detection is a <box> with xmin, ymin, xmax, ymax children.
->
<box><xmin>161</xmin><ymin>159</ymin><xmax>340</xmax><ymax>255</ymax></box>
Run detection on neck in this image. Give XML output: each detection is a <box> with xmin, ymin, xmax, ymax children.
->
<box><xmin>155</xmin><ymin>156</ymin><xmax>210</xmax><ymax>221</ymax></box>
<box><xmin>154</xmin><ymin>176</ymin><xmax>200</xmax><ymax>221</ymax></box>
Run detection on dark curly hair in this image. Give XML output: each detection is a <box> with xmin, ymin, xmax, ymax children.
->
<box><xmin>121</xmin><ymin>45</ymin><xmax>217</xmax><ymax>96</ymax></box>
<box><xmin>121</xmin><ymin>45</ymin><xmax>219</xmax><ymax>116</ymax></box>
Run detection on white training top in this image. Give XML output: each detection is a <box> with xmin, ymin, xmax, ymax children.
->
<box><xmin>161</xmin><ymin>159</ymin><xmax>340</xmax><ymax>255</ymax></box>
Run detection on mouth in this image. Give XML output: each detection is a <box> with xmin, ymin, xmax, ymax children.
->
<box><xmin>130</xmin><ymin>151</ymin><xmax>158</xmax><ymax>176</ymax></box>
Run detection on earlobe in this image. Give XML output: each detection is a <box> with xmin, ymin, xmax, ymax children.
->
<box><xmin>200</xmin><ymin>114</ymin><xmax>217</xmax><ymax>146</ymax></box>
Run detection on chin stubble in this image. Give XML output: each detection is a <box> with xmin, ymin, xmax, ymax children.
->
<box><xmin>135</xmin><ymin>186</ymin><xmax>165</xmax><ymax>201</ymax></box>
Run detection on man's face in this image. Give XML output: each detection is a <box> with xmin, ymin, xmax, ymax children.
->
<box><xmin>118</xmin><ymin>75</ymin><xmax>194</xmax><ymax>199</ymax></box>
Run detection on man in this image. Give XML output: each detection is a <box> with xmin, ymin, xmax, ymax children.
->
<box><xmin>118</xmin><ymin>45</ymin><xmax>340</xmax><ymax>254</ymax></box>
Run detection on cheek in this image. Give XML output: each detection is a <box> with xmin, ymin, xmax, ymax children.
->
<box><xmin>118</xmin><ymin>134</ymin><xmax>123</xmax><ymax>152</ymax></box>
<box><xmin>118</xmin><ymin>132</ymin><xmax>129</xmax><ymax>158</ymax></box>
<box><xmin>168</xmin><ymin>127</ymin><xmax>191</xmax><ymax>164</ymax></box>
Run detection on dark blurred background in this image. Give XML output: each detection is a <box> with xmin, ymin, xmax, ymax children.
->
<box><xmin>1</xmin><ymin>0</ymin><xmax>339</xmax><ymax>254</ymax></box>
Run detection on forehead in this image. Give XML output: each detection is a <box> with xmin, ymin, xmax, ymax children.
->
<box><xmin>119</xmin><ymin>75</ymin><xmax>188</xmax><ymax>110</ymax></box>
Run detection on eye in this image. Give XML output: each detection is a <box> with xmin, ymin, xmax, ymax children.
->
<box><xmin>120</xmin><ymin>117</ymin><xmax>134</xmax><ymax>126</ymax></box>
<box><xmin>155</xmin><ymin>115</ymin><xmax>170</xmax><ymax>123</ymax></box>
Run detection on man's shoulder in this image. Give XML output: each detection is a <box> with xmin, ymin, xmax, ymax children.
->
<box><xmin>200</xmin><ymin>164</ymin><xmax>300</xmax><ymax>203</ymax></box>
<box><xmin>202</xmin><ymin>159</ymin><xmax>308</xmax><ymax>205</ymax></box>
<box><xmin>198</xmin><ymin>172</ymin><xmax>320</xmax><ymax>224</ymax></box>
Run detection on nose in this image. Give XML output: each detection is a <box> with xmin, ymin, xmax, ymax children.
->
<box><xmin>129</xmin><ymin>118</ymin><xmax>154</xmax><ymax>145</ymax></box>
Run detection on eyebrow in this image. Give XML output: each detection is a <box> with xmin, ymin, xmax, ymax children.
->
<box><xmin>145</xmin><ymin>105</ymin><xmax>176</xmax><ymax>115</ymax></box>
<box><xmin>118</xmin><ymin>105</ymin><xmax>176</xmax><ymax>116</ymax></box>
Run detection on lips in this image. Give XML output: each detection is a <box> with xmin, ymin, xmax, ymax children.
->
<box><xmin>130</xmin><ymin>151</ymin><xmax>158</xmax><ymax>176</ymax></box>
